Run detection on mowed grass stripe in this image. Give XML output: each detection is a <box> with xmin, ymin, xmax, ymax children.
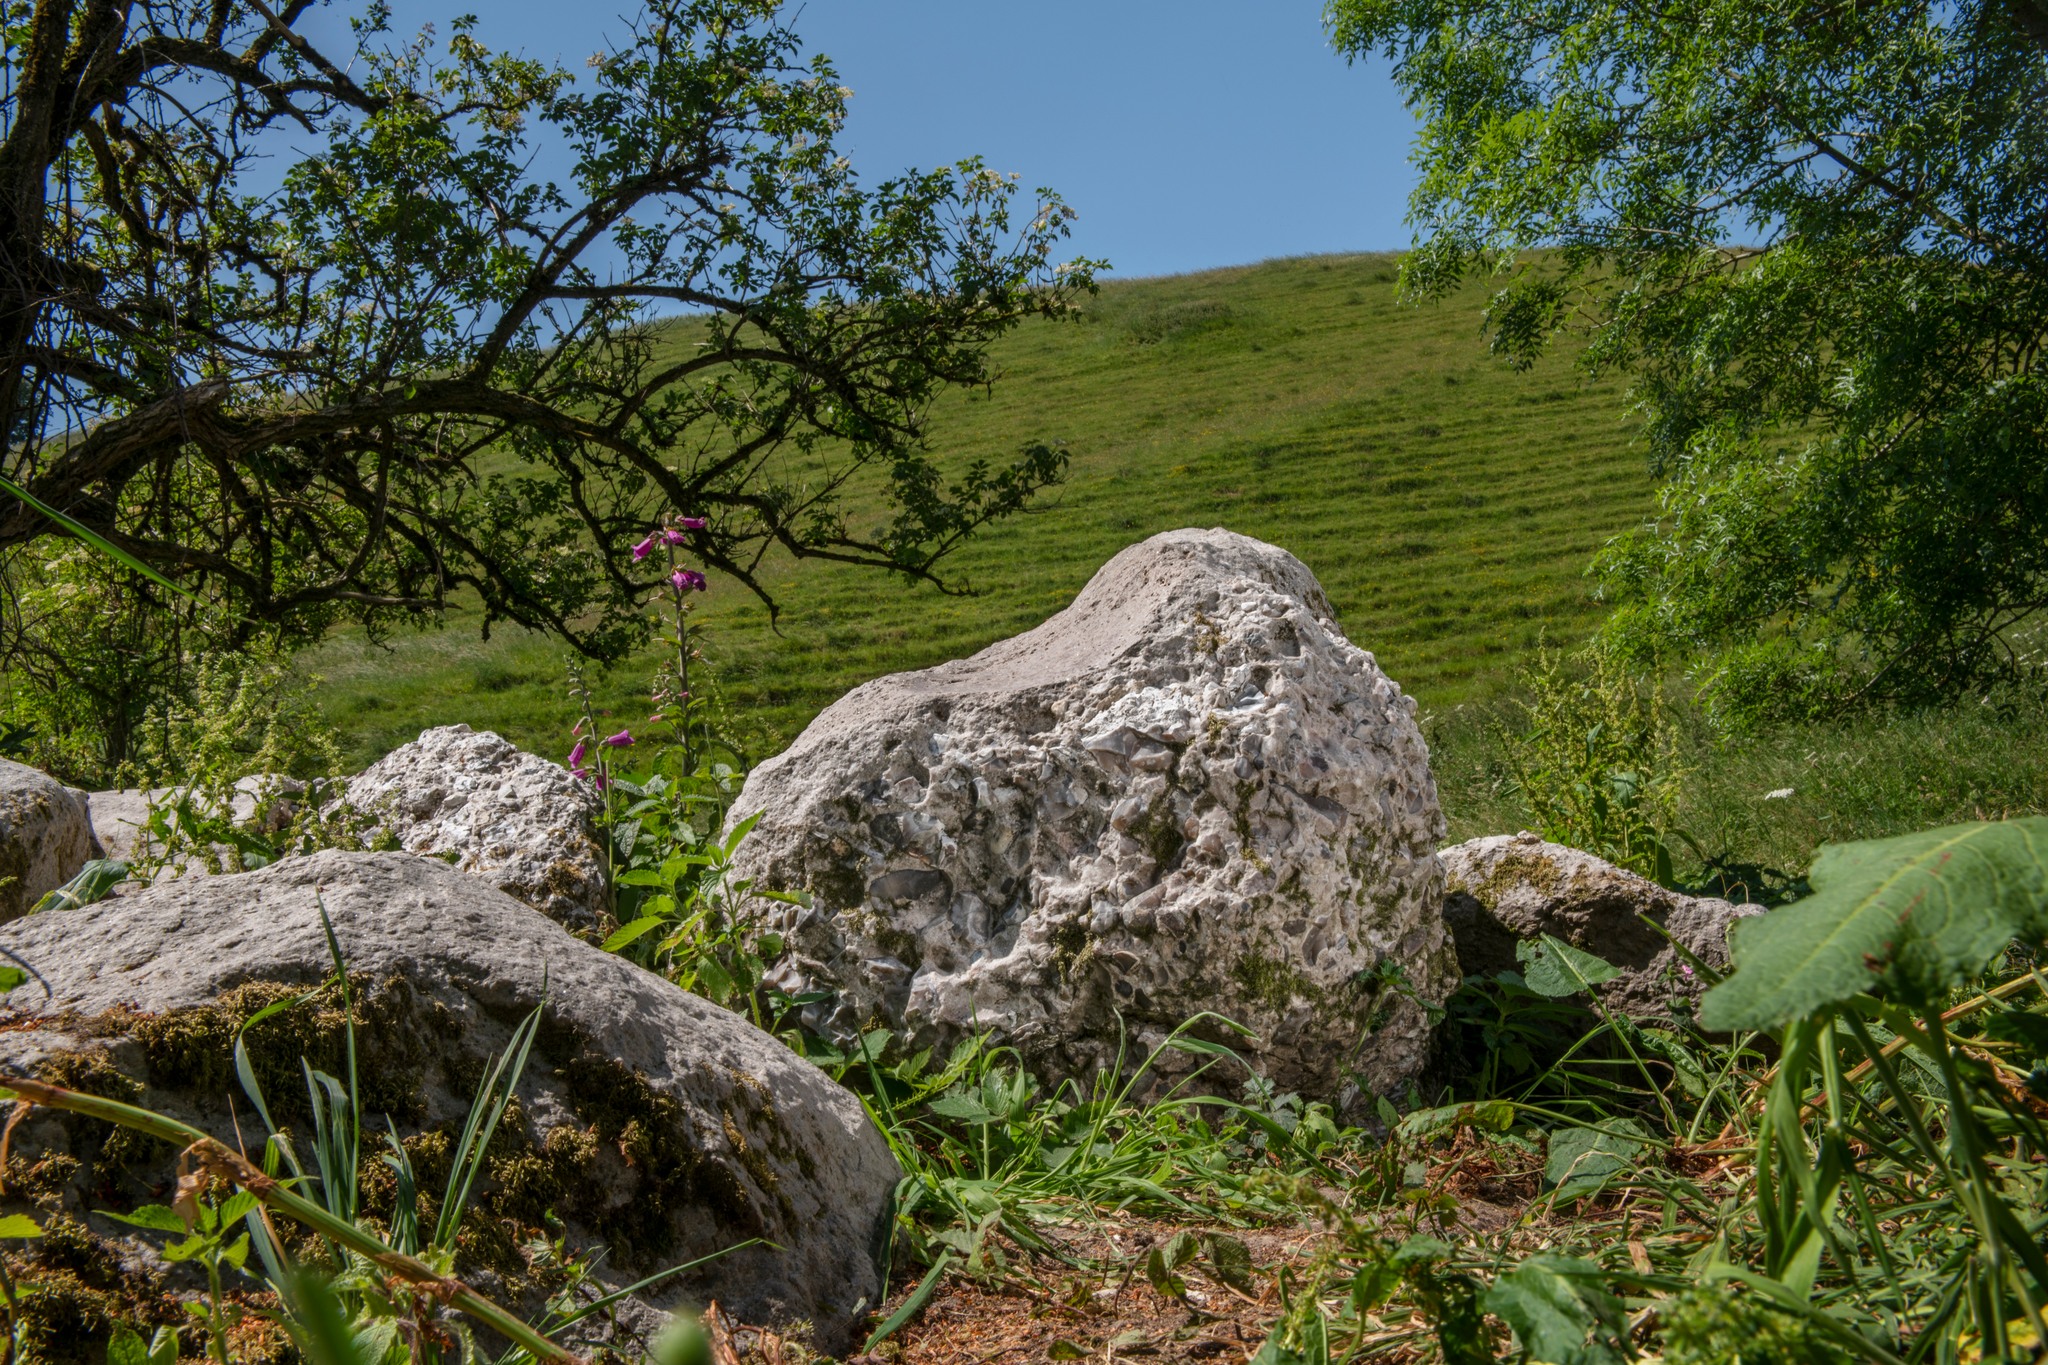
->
<box><xmin>305</xmin><ymin>254</ymin><xmax>1656</xmax><ymax>767</ymax></box>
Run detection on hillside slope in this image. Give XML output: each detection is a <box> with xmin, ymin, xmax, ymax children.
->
<box><xmin>307</xmin><ymin>254</ymin><xmax>1656</xmax><ymax>766</ymax></box>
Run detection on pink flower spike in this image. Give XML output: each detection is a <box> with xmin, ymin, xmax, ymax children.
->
<box><xmin>647</xmin><ymin>713</ymin><xmax>665</xmax><ymax>725</ymax></box>
<box><xmin>679</xmin><ymin>516</ymin><xmax>707</xmax><ymax>530</ymax></box>
<box><xmin>601</xmin><ymin>729</ymin><xmax>634</xmax><ymax>748</ymax></box>
<box><xmin>632</xmin><ymin>535</ymin><xmax>657</xmax><ymax>561</ymax></box>
<box><xmin>568</xmin><ymin>739</ymin><xmax>587</xmax><ymax>769</ymax></box>
<box><xmin>671</xmin><ymin>569</ymin><xmax>707</xmax><ymax>592</ymax></box>
<box><xmin>663</xmin><ymin>528</ymin><xmax>688</xmax><ymax>545</ymax></box>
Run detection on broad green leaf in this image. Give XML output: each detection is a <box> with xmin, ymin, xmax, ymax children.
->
<box><xmin>602</xmin><ymin>916</ymin><xmax>667</xmax><ymax>952</ymax></box>
<box><xmin>925</xmin><ymin>1092</ymin><xmax>999</xmax><ymax>1124</ymax></box>
<box><xmin>0</xmin><ymin>1213</ymin><xmax>41</xmax><ymax>1238</ymax></box>
<box><xmin>99</xmin><ymin>1203</ymin><xmax>187</xmax><ymax>1233</ymax></box>
<box><xmin>1204</xmin><ymin>1233</ymin><xmax>1257</xmax><ymax>1292</ymax></box>
<box><xmin>1046</xmin><ymin>1343</ymin><xmax>1088</xmax><ymax>1361</ymax></box>
<box><xmin>1144</xmin><ymin>1230</ymin><xmax>1199</xmax><ymax>1298</ymax></box>
<box><xmin>1700</xmin><ymin>818</ymin><xmax>2048</xmax><ymax>1031</ymax></box>
<box><xmin>1517</xmin><ymin>934</ymin><xmax>1622</xmax><ymax>998</ymax></box>
<box><xmin>1544</xmin><ymin>1120</ymin><xmax>1648</xmax><ymax>1201</ymax></box>
<box><xmin>1480</xmin><ymin>1255</ymin><xmax>1630</xmax><ymax>1365</ymax></box>
<box><xmin>1396</xmin><ymin>1099</ymin><xmax>1515</xmax><ymax>1144</ymax></box>
<box><xmin>106</xmin><ymin>1327</ymin><xmax>150</xmax><ymax>1365</ymax></box>
<box><xmin>0</xmin><ymin>966</ymin><xmax>24</xmax><ymax>995</ymax></box>
<box><xmin>29</xmin><ymin>857</ymin><xmax>130</xmax><ymax>914</ymax></box>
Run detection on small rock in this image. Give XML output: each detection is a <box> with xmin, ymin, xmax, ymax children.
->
<box><xmin>1439</xmin><ymin>832</ymin><xmax>1762</xmax><ymax>1014</ymax></box>
<box><xmin>345</xmin><ymin>724</ymin><xmax>610</xmax><ymax>932</ymax></box>
<box><xmin>0</xmin><ymin>850</ymin><xmax>897</xmax><ymax>1354</ymax></box>
<box><xmin>729</xmin><ymin>528</ymin><xmax>1456</xmax><ymax>1103</ymax></box>
<box><xmin>0</xmin><ymin>758</ymin><xmax>95</xmax><ymax>920</ymax></box>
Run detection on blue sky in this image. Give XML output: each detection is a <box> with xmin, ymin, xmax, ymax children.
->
<box><xmin>314</xmin><ymin>2</ymin><xmax>1421</xmax><ymax>279</ymax></box>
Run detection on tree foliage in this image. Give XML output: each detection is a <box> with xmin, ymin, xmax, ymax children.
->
<box><xmin>0</xmin><ymin>0</ymin><xmax>1094</xmax><ymax>674</ymax></box>
<box><xmin>1328</xmin><ymin>0</ymin><xmax>2048</xmax><ymax>717</ymax></box>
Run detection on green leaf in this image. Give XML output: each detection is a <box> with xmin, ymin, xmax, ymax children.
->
<box><xmin>1480</xmin><ymin>1255</ymin><xmax>1630</xmax><ymax>1365</ymax></box>
<box><xmin>0</xmin><ymin>474</ymin><xmax>204</xmax><ymax>604</ymax></box>
<box><xmin>99</xmin><ymin>1203</ymin><xmax>188</xmax><ymax>1233</ymax></box>
<box><xmin>862</xmin><ymin>1252</ymin><xmax>953</xmax><ymax>1353</ymax></box>
<box><xmin>1701</xmin><ymin>818</ymin><xmax>2048</xmax><ymax>1031</ymax></box>
<box><xmin>1145</xmin><ymin>1230</ymin><xmax>1199</xmax><ymax>1298</ymax></box>
<box><xmin>147</xmin><ymin>1326</ymin><xmax>181</xmax><ymax>1365</ymax></box>
<box><xmin>1544</xmin><ymin>1121</ymin><xmax>1648</xmax><ymax>1201</ymax></box>
<box><xmin>1396</xmin><ymin>1100</ymin><xmax>1515</xmax><ymax>1144</ymax></box>
<box><xmin>0</xmin><ymin>966</ymin><xmax>24</xmax><ymax>996</ymax></box>
<box><xmin>107</xmin><ymin>1327</ymin><xmax>150</xmax><ymax>1365</ymax></box>
<box><xmin>29</xmin><ymin>858</ymin><xmax>130</xmax><ymax>914</ymax></box>
<box><xmin>1517</xmin><ymin>934</ymin><xmax>1621</xmax><ymax>998</ymax></box>
<box><xmin>602</xmin><ymin>916</ymin><xmax>667</xmax><ymax>952</ymax></box>
<box><xmin>0</xmin><ymin>1213</ymin><xmax>41</xmax><ymax>1238</ymax></box>
<box><xmin>1203</xmin><ymin>1233</ymin><xmax>1257</xmax><ymax>1292</ymax></box>
<box><xmin>926</xmin><ymin>1092</ymin><xmax>999</xmax><ymax>1124</ymax></box>
<box><xmin>1046</xmin><ymin>1342</ymin><xmax>1088</xmax><ymax>1361</ymax></box>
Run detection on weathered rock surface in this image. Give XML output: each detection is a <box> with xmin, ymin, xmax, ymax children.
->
<box><xmin>0</xmin><ymin>758</ymin><xmax>95</xmax><ymax>920</ymax></box>
<box><xmin>0</xmin><ymin>850</ymin><xmax>898</xmax><ymax>1352</ymax></box>
<box><xmin>1439</xmin><ymin>832</ymin><xmax>1762</xmax><ymax>1014</ymax></box>
<box><xmin>345</xmin><ymin>725</ymin><xmax>610</xmax><ymax>933</ymax></box>
<box><xmin>729</xmin><ymin>528</ymin><xmax>1456</xmax><ymax>1103</ymax></box>
<box><xmin>87</xmin><ymin>775</ymin><xmax>303</xmax><ymax>866</ymax></box>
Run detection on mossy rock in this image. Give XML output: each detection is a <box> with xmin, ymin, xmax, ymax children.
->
<box><xmin>0</xmin><ymin>850</ymin><xmax>897</xmax><ymax>1357</ymax></box>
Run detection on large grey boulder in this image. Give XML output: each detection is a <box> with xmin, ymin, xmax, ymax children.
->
<box><xmin>1440</xmin><ymin>832</ymin><xmax>1762</xmax><ymax>1014</ymax></box>
<box><xmin>346</xmin><ymin>725</ymin><xmax>610</xmax><ymax>933</ymax></box>
<box><xmin>0</xmin><ymin>850</ymin><xmax>897</xmax><ymax>1354</ymax></box>
<box><xmin>0</xmin><ymin>758</ymin><xmax>95</xmax><ymax>920</ymax></box>
<box><xmin>729</xmin><ymin>528</ymin><xmax>1456</xmax><ymax>1104</ymax></box>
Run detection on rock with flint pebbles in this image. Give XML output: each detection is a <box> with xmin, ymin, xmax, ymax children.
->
<box><xmin>344</xmin><ymin>724</ymin><xmax>610</xmax><ymax>933</ymax></box>
<box><xmin>728</xmin><ymin>527</ymin><xmax>1457</xmax><ymax>1103</ymax></box>
<box><xmin>0</xmin><ymin>757</ymin><xmax>96</xmax><ymax>920</ymax></box>
<box><xmin>1439</xmin><ymin>832</ymin><xmax>1763</xmax><ymax>1014</ymax></box>
<box><xmin>0</xmin><ymin>850</ymin><xmax>898</xmax><ymax>1354</ymax></box>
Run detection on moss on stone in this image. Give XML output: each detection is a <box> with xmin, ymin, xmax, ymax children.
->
<box><xmin>125</xmin><ymin>976</ymin><xmax>431</xmax><ymax>1123</ymax></box>
<box><xmin>1229</xmin><ymin>946</ymin><xmax>1327</xmax><ymax>1016</ymax></box>
<box><xmin>1452</xmin><ymin>847</ymin><xmax>1566</xmax><ymax>911</ymax></box>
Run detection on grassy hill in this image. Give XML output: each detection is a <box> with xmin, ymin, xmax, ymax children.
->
<box><xmin>306</xmin><ymin>253</ymin><xmax>1656</xmax><ymax>769</ymax></box>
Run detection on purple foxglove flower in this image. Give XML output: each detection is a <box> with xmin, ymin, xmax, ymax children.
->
<box><xmin>671</xmin><ymin>569</ymin><xmax>707</xmax><ymax>592</ymax></box>
<box><xmin>663</xmin><ymin>528</ymin><xmax>687</xmax><ymax>545</ymax></box>
<box><xmin>571</xmin><ymin>765</ymin><xmax>588</xmax><ymax>779</ymax></box>
<box><xmin>679</xmin><ymin>516</ymin><xmax>707</xmax><ymax>530</ymax></box>
<box><xmin>601</xmin><ymin>729</ymin><xmax>633</xmax><ymax>748</ymax></box>
<box><xmin>568</xmin><ymin>739</ymin><xmax>587</xmax><ymax>769</ymax></box>
<box><xmin>632</xmin><ymin>535</ymin><xmax>657</xmax><ymax>561</ymax></box>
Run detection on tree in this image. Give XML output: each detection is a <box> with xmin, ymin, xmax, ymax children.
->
<box><xmin>0</xmin><ymin>0</ymin><xmax>1093</xmax><ymax>770</ymax></box>
<box><xmin>1327</xmin><ymin>0</ymin><xmax>2048</xmax><ymax>719</ymax></box>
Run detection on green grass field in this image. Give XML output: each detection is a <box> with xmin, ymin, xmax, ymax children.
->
<box><xmin>307</xmin><ymin>253</ymin><xmax>1656</xmax><ymax>769</ymax></box>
